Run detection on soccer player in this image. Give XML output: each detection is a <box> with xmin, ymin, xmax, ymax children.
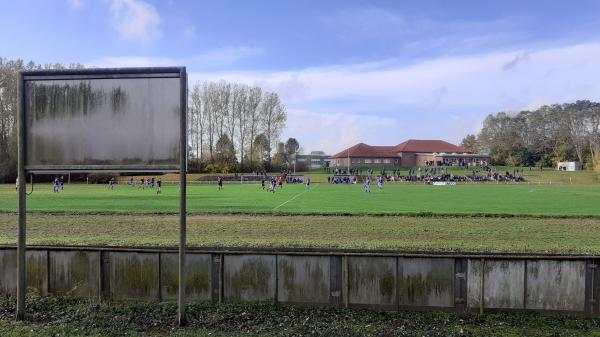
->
<box><xmin>156</xmin><ymin>178</ymin><xmax>162</xmax><ymax>194</ymax></box>
<box><xmin>261</xmin><ymin>177</ymin><xmax>265</xmax><ymax>190</ymax></box>
<box><xmin>129</xmin><ymin>177</ymin><xmax>134</xmax><ymax>186</ymax></box>
<box><xmin>270</xmin><ymin>177</ymin><xmax>276</xmax><ymax>193</ymax></box>
<box><xmin>306</xmin><ymin>177</ymin><xmax>311</xmax><ymax>192</ymax></box>
<box><xmin>218</xmin><ymin>177</ymin><xmax>223</xmax><ymax>191</ymax></box>
<box><xmin>53</xmin><ymin>177</ymin><xmax>60</xmax><ymax>193</ymax></box>
<box><xmin>140</xmin><ymin>178</ymin><xmax>145</xmax><ymax>189</ymax></box>
<box><xmin>108</xmin><ymin>177</ymin><xmax>115</xmax><ymax>190</ymax></box>
<box><xmin>278</xmin><ymin>176</ymin><xmax>283</xmax><ymax>190</ymax></box>
<box><xmin>60</xmin><ymin>176</ymin><xmax>64</xmax><ymax>190</ymax></box>
<box><xmin>377</xmin><ymin>176</ymin><xmax>383</xmax><ymax>191</ymax></box>
<box><xmin>364</xmin><ymin>177</ymin><xmax>371</xmax><ymax>193</ymax></box>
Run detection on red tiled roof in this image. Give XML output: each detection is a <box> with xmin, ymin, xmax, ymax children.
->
<box><xmin>331</xmin><ymin>139</ymin><xmax>469</xmax><ymax>159</ymax></box>
<box><xmin>331</xmin><ymin>143</ymin><xmax>397</xmax><ymax>159</ymax></box>
<box><xmin>395</xmin><ymin>139</ymin><xmax>468</xmax><ymax>153</ymax></box>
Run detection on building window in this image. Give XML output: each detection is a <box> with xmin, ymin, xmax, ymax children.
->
<box><xmin>374</xmin><ymin>159</ymin><xmax>381</xmax><ymax>163</ymax></box>
<box><xmin>364</xmin><ymin>159</ymin><xmax>372</xmax><ymax>164</ymax></box>
<box><xmin>384</xmin><ymin>159</ymin><xmax>390</xmax><ymax>163</ymax></box>
<box><xmin>351</xmin><ymin>158</ymin><xmax>360</xmax><ymax>163</ymax></box>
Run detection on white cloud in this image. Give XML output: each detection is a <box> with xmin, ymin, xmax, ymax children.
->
<box><xmin>87</xmin><ymin>46</ymin><xmax>263</xmax><ymax>69</ymax></box>
<box><xmin>109</xmin><ymin>0</ymin><xmax>161</xmax><ymax>45</ymax></box>
<box><xmin>189</xmin><ymin>42</ymin><xmax>600</xmax><ymax>152</ymax></box>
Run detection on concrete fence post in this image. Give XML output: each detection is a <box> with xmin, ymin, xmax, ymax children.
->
<box><xmin>100</xmin><ymin>251</ymin><xmax>111</xmax><ymax>300</ymax></box>
<box><xmin>329</xmin><ymin>256</ymin><xmax>343</xmax><ymax>306</ymax></box>
<box><xmin>479</xmin><ymin>258</ymin><xmax>485</xmax><ymax>314</ymax></box>
<box><xmin>454</xmin><ymin>258</ymin><xmax>468</xmax><ymax>312</ymax></box>
<box><xmin>585</xmin><ymin>259</ymin><xmax>598</xmax><ymax>316</ymax></box>
<box><xmin>343</xmin><ymin>255</ymin><xmax>349</xmax><ymax>308</ymax></box>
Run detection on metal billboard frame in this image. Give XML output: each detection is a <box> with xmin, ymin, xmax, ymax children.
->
<box><xmin>17</xmin><ymin>67</ymin><xmax>188</xmax><ymax>325</ymax></box>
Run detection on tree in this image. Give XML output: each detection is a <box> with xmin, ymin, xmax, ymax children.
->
<box><xmin>471</xmin><ymin>100</ymin><xmax>600</xmax><ymax>167</ymax></box>
<box><xmin>250</xmin><ymin>134</ymin><xmax>270</xmax><ymax>170</ymax></box>
<box><xmin>245</xmin><ymin>86</ymin><xmax>262</xmax><ymax>169</ymax></box>
<box><xmin>215</xmin><ymin>134</ymin><xmax>237</xmax><ymax>168</ymax></box>
<box><xmin>284</xmin><ymin>138</ymin><xmax>300</xmax><ymax>167</ymax></box>
<box><xmin>460</xmin><ymin>134</ymin><xmax>479</xmax><ymax>153</ymax></box>
<box><xmin>260</xmin><ymin>92</ymin><xmax>286</xmax><ymax>161</ymax></box>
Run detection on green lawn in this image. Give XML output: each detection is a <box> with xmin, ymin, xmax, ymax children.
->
<box><xmin>1</xmin><ymin>182</ymin><xmax>600</xmax><ymax>217</ymax></box>
<box><xmin>1</xmin><ymin>213</ymin><xmax>599</xmax><ymax>253</ymax></box>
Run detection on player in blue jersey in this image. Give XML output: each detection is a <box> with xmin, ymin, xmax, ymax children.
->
<box><xmin>364</xmin><ymin>177</ymin><xmax>371</xmax><ymax>193</ymax></box>
<box><xmin>377</xmin><ymin>176</ymin><xmax>383</xmax><ymax>191</ymax></box>
<box><xmin>53</xmin><ymin>177</ymin><xmax>60</xmax><ymax>193</ymax></box>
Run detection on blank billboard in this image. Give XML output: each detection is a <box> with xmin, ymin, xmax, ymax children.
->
<box><xmin>23</xmin><ymin>69</ymin><xmax>184</xmax><ymax>171</ymax></box>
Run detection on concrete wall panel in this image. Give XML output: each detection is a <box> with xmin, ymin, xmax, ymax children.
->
<box><xmin>224</xmin><ymin>254</ymin><xmax>275</xmax><ymax>302</ymax></box>
<box><xmin>526</xmin><ymin>260</ymin><xmax>586</xmax><ymax>312</ymax></box>
<box><xmin>348</xmin><ymin>256</ymin><xmax>397</xmax><ymax>307</ymax></box>
<box><xmin>160</xmin><ymin>253</ymin><xmax>211</xmax><ymax>301</ymax></box>
<box><xmin>110</xmin><ymin>252</ymin><xmax>159</xmax><ymax>300</ymax></box>
<box><xmin>467</xmin><ymin>259</ymin><xmax>524</xmax><ymax>309</ymax></box>
<box><xmin>398</xmin><ymin>258</ymin><xmax>454</xmax><ymax>308</ymax></box>
<box><xmin>0</xmin><ymin>249</ymin><xmax>48</xmax><ymax>296</ymax></box>
<box><xmin>278</xmin><ymin>255</ymin><xmax>330</xmax><ymax>304</ymax></box>
<box><xmin>49</xmin><ymin>250</ymin><xmax>100</xmax><ymax>297</ymax></box>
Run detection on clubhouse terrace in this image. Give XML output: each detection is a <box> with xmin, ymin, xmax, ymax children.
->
<box><xmin>331</xmin><ymin>139</ymin><xmax>490</xmax><ymax>168</ymax></box>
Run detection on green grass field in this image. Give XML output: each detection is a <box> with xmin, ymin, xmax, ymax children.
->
<box><xmin>1</xmin><ymin>169</ymin><xmax>598</xmax><ymax>253</ymax></box>
<box><xmin>1</xmin><ymin>181</ymin><xmax>600</xmax><ymax>216</ymax></box>
<box><xmin>1</xmin><ymin>213</ymin><xmax>599</xmax><ymax>253</ymax></box>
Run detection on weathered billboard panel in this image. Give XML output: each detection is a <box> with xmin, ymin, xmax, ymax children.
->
<box><xmin>22</xmin><ymin>68</ymin><xmax>184</xmax><ymax>172</ymax></box>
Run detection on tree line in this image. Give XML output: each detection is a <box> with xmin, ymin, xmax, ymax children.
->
<box><xmin>461</xmin><ymin>100</ymin><xmax>600</xmax><ymax>168</ymax></box>
<box><xmin>188</xmin><ymin>81</ymin><xmax>290</xmax><ymax>173</ymax></box>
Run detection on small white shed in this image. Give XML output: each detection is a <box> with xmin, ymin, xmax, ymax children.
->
<box><xmin>556</xmin><ymin>161</ymin><xmax>582</xmax><ymax>171</ymax></box>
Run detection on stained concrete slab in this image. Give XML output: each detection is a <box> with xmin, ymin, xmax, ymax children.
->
<box><xmin>278</xmin><ymin>255</ymin><xmax>330</xmax><ymax>304</ymax></box>
<box><xmin>348</xmin><ymin>256</ymin><xmax>397</xmax><ymax>307</ymax></box>
<box><xmin>467</xmin><ymin>259</ymin><xmax>525</xmax><ymax>310</ymax></box>
<box><xmin>49</xmin><ymin>250</ymin><xmax>100</xmax><ymax>297</ymax></box>
<box><xmin>0</xmin><ymin>249</ymin><xmax>48</xmax><ymax>296</ymax></box>
<box><xmin>526</xmin><ymin>260</ymin><xmax>586</xmax><ymax>312</ymax></box>
<box><xmin>160</xmin><ymin>253</ymin><xmax>211</xmax><ymax>301</ymax></box>
<box><xmin>398</xmin><ymin>258</ymin><xmax>454</xmax><ymax>308</ymax></box>
<box><xmin>224</xmin><ymin>254</ymin><xmax>275</xmax><ymax>302</ymax></box>
<box><xmin>109</xmin><ymin>252</ymin><xmax>159</xmax><ymax>300</ymax></box>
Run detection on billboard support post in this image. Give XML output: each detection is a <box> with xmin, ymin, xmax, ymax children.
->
<box><xmin>17</xmin><ymin>72</ymin><xmax>26</xmax><ymax>321</ymax></box>
<box><xmin>178</xmin><ymin>68</ymin><xmax>187</xmax><ymax>326</ymax></box>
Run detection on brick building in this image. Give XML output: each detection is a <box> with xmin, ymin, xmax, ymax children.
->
<box><xmin>330</xmin><ymin>139</ymin><xmax>490</xmax><ymax>168</ymax></box>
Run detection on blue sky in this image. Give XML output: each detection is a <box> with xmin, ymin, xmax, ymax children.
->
<box><xmin>2</xmin><ymin>0</ymin><xmax>600</xmax><ymax>153</ymax></box>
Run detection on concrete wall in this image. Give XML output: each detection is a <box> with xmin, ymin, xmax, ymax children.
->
<box><xmin>0</xmin><ymin>247</ymin><xmax>597</xmax><ymax>316</ymax></box>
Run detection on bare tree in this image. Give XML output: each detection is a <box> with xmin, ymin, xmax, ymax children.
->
<box><xmin>245</xmin><ymin>86</ymin><xmax>262</xmax><ymax>169</ymax></box>
<box><xmin>260</xmin><ymin>92</ymin><xmax>287</xmax><ymax>160</ymax></box>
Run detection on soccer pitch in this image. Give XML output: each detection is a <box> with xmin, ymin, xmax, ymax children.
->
<box><xmin>1</xmin><ymin>182</ymin><xmax>600</xmax><ymax>252</ymax></box>
<box><xmin>1</xmin><ymin>181</ymin><xmax>600</xmax><ymax>216</ymax></box>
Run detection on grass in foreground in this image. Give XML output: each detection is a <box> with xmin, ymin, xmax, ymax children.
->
<box><xmin>0</xmin><ymin>294</ymin><xmax>598</xmax><ymax>337</ymax></box>
<box><xmin>2</xmin><ymin>182</ymin><xmax>600</xmax><ymax>217</ymax></box>
<box><xmin>1</xmin><ymin>213</ymin><xmax>599</xmax><ymax>254</ymax></box>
